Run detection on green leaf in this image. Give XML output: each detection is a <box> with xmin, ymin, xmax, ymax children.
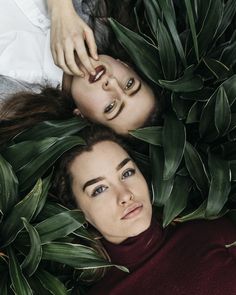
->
<box><xmin>163</xmin><ymin>112</ymin><xmax>186</xmax><ymax>180</ymax></box>
<box><xmin>35</xmin><ymin>269</ymin><xmax>67</xmax><ymax>295</ymax></box>
<box><xmin>222</xmin><ymin>75</ymin><xmax>236</xmax><ymax>106</ymax></box>
<box><xmin>184</xmin><ymin>0</ymin><xmax>199</xmax><ymax>61</ymax></box>
<box><xmin>27</xmin><ymin>276</ymin><xmax>51</xmax><ymax>295</ymax></box>
<box><xmin>171</xmin><ymin>93</ymin><xmax>193</xmax><ymax>120</ymax></box>
<box><xmin>203</xmin><ymin>58</ymin><xmax>230</xmax><ymax>80</ymax></box>
<box><xmin>143</xmin><ymin>0</ymin><xmax>161</xmax><ymax>36</ymax></box>
<box><xmin>0</xmin><ymin>155</ymin><xmax>18</xmax><ymax>214</ymax></box>
<box><xmin>157</xmin><ymin>20</ymin><xmax>177</xmax><ymax>80</ymax></box>
<box><xmin>158</xmin><ymin>0</ymin><xmax>186</xmax><ymax>66</ymax></box>
<box><xmin>184</xmin><ymin>142</ymin><xmax>209</xmax><ymax>195</ymax></box>
<box><xmin>42</xmin><ymin>242</ymin><xmax>128</xmax><ymax>272</ymax></box>
<box><xmin>230</xmin><ymin>161</ymin><xmax>236</xmax><ymax>182</ymax></box>
<box><xmin>35</xmin><ymin>210</ymin><xmax>85</xmax><ymax>244</ymax></box>
<box><xmin>0</xmin><ymin>272</ymin><xmax>8</xmax><ymax>295</ymax></box>
<box><xmin>108</xmin><ymin>18</ymin><xmax>163</xmax><ymax>84</ymax></box>
<box><xmin>174</xmin><ymin>201</ymin><xmax>207</xmax><ymax>222</ymax></box>
<box><xmin>21</xmin><ymin>218</ymin><xmax>42</xmax><ymax>277</ymax></box>
<box><xmin>158</xmin><ymin>66</ymin><xmax>203</xmax><ymax>92</ymax></box>
<box><xmin>8</xmin><ymin>247</ymin><xmax>32</xmax><ymax>295</ymax></box>
<box><xmin>130</xmin><ymin>126</ymin><xmax>163</xmax><ymax>146</ymax></box>
<box><xmin>197</xmin><ymin>0</ymin><xmax>223</xmax><ymax>57</ymax></box>
<box><xmin>3</xmin><ymin>137</ymin><xmax>60</xmax><ymax>172</ymax></box>
<box><xmin>215</xmin><ymin>0</ymin><xmax>236</xmax><ymax>41</ymax></box>
<box><xmin>199</xmin><ymin>90</ymin><xmax>218</xmax><ymax>141</ymax></box>
<box><xmin>163</xmin><ymin>175</ymin><xmax>192</xmax><ymax>227</ymax></box>
<box><xmin>206</xmin><ymin>154</ymin><xmax>231</xmax><ymax>216</ymax></box>
<box><xmin>0</xmin><ymin>179</ymin><xmax>42</xmax><ymax>247</ymax></box>
<box><xmin>214</xmin><ymin>87</ymin><xmax>231</xmax><ymax>135</ymax></box>
<box><xmin>10</xmin><ymin>136</ymin><xmax>84</xmax><ymax>192</ymax></box>
<box><xmin>13</xmin><ymin>117</ymin><xmax>88</xmax><ymax>143</ymax></box>
<box><xmin>33</xmin><ymin>172</ymin><xmax>52</xmax><ymax>219</ymax></box>
<box><xmin>186</xmin><ymin>101</ymin><xmax>203</xmax><ymax>123</ymax></box>
<box><xmin>150</xmin><ymin>145</ymin><xmax>174</xmax><ymax>206</ymax></box>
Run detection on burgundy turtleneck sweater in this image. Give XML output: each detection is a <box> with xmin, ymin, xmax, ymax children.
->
<box><xmin>87</xmin><ymin>217</ymin><xmax>236</xmax><ymax>295</ymax></box>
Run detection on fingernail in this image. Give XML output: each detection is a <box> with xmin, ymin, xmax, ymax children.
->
<box><xmin>91</xmin><ymin>71</ymin><xmax>96</xmax><ymax>75</ymax></box>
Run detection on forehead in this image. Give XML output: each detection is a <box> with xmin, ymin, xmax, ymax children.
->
<box><xmin>69</xmin><ymin>141</ymin><xmax>129</xmax><ymax>179</ymax></box>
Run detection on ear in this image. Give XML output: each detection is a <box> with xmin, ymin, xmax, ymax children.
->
<box><xmin>62</xmin><ymin>73</ymin><xmax>73</xmax><ymax>93</ymax></box>
<box><xmin>73</xmin><ymin>108</ymin><xmax>84</xmax><ymax>118</ymax></box>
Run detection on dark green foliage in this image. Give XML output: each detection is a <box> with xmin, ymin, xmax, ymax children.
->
<box><xmin>110</xmin><ymin>0</ymin><xmax>236</xmax><ymax>226</ymax></box>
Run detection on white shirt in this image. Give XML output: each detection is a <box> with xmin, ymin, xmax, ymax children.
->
<box><xmin>0</xmin><ymin>0</ymin><xmax>63</xmax><ymax>87</ymax></box>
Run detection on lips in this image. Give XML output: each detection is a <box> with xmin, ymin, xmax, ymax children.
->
<box><xmin>89</xmin><ymin>65</ymin><xmax>106</xmax><ymax>83</ymax></box>
<box><xmin>121</xmin><ymin>203</ymin><xmax>143</xmax><ymax>220</ymax></box>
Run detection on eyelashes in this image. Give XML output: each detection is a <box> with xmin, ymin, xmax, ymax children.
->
<box><xmin>90</xmin><ymin>168</ymin><xmax>136</xmax><ymax>197</ymax></box>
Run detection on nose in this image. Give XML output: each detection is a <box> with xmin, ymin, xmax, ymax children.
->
<box><xmin>102</xmin><ymin>75</ymin><xmax>122</xmax><ymax>92</ymax></box>
<box><xmin>116</xmin><ymin>186</ymin><xmax>134</xmax><ymax>206</ymax></box>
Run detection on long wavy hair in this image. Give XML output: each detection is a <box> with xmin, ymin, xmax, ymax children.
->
<box><xmin>51</xmin><ymin>126</ymin><xmax>127</xmax><ymax>284</ymax></box>
<box><xmin>0</xmin><ymin>1</ymin><xmax>164</xmax><ymax>146</ymax></box>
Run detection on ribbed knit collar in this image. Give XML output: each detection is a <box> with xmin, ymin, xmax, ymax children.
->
<box><xmin>102</xmin><ymin>218</ymin><xmax>163</xmax><ymax>268</ymax></box>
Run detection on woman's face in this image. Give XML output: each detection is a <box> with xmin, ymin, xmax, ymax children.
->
<box><xmin>69</xmin><ymin>140</ymin><xmax>152</xmax><ymax>244</ymax></box>
<box><xmin>71</xmin><ymin>55</ymin><xmax>156</xmax><ymax>135</ymax></box>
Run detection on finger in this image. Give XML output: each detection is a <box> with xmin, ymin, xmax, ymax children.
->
<box><xmin>85</xmin><ymin>28</ymin><xmax>98</xmax><ymax>60</ymax></box>
<box><xmin>64</xmin><ymin>40</ymin><xmax>85</xmax><ymax>76</ymax></box>
<box><xmin>56</xmin><ymin>46</ymin><xmax>74</xmax><ymax>76</ymax></box>
<box><xmin>75</xmin><ymin>41</ymin><xmax>96</xmax><ymax>75</ymax></box>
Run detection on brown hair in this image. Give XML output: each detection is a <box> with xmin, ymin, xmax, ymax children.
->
<box><xmin>0</xmin><ymin>87</ymin><xmax>75</xmax><ymax>145</ymax></box>
<box><xmin>51</xmin><ymin>125</ymin><xmax>126</xmax><ymax>284</ymax></box>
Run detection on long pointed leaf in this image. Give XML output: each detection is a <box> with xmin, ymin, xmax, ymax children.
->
<box><xmin>150</xmin><ymin>145</ymin><xmax>174</xmax><ymax>206</ymax></box>
<box><xmin>206</xmin><ymin>154</ymin><xmax>231</xmax><ymax>216</ymax></box>
<box><xmin>184</xmin><ymin>0</ymin><xmax>199</xmax><ymax>61</ymax></box>
<box><xmin>35</xmin><ymin>210</ymin><xmax>85</xmax><ymax>244</ymax></box>
<box><xmin>21</xmin><ymin>218</ymin><xmax>42</xmax><ymax>276</ymax></box>
<box><xmin>0</xmin><ymin>179</ymin><xmax>42</xmax><ymax>247</ymax></box>
<box><xmin>35</xmin><ymin>269</ymin><xmax>67</xmax><ymax>295</ymax></box>
<box><xmin>158</xmin><ymin>0</ymin><xmax>186</xmax><ymax>66</ymax></box>
<box><xmin>163</xmin><ymin>175</ymin><xmax>192</xmax><ymax>227</ymax></box>
<box><xmin>157</xmin><ymin>20</ymin><xmax>177</xmax><ymax>80</ymax></box>
<box><xmin>158</xmin><ymin>66</ymin><xmax>203</xmax><ymax>92</ymax></box>
<box><xmin>13</xmin><ymin>117</ymin><xmax>88</xmax><ymax>143</ymax></box>
<box><xmin>214</xmin><ymin>87</ymin><xmax>231</xmax><ymax>135</ymax></box>
<box><xmin>18</xmin><ymin>136</ymin><xmax>84</xmax><ymax>192</ymax></box>
<box><xmin>163</xmin><ymin>112</ymin><xmax>186</xmax><ymax>180</ymax></box>
<box><xmin>8</xmin><ymin>247</ymin><xmax>32</xmax><ymax>295</ymax></box>
<box><xmin>130</xmin><ymin>126</ymin><xmax>163</xmax><ymax>146</ymax></box>
<box><xmin>0</xmin><ymin>155</ymin><xmax>18</xmax><ymax>213</ymax></box>
<box><xmin>184</xmin><ymin>142</ymin><xmax>209</xmax><ymax>195</ymax></box>
<box><xmin>108</xmin><ymin>18</ymin><xmax>163</xmax><ymax>84</ymax></box>
<box><xmin>42</xmin><ymin>242</ymin><xmax>128</xmax><ymax>272</ymax></box>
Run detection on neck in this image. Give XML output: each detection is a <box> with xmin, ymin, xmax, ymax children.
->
<box><xmin>102</xmin><ymin>217</ymin><xmax>163</xmax><ymax>267</ymax></box>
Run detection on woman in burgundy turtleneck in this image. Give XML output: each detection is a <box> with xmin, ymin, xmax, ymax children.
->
<box><xmin>59</xmin><ymin>131</ymin><xmax>236</xmax><ymax>295</ymax></box>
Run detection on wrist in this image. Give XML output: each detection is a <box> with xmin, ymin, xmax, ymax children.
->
<box><xmin>47</xmin><ymin>0</ymin><xmax>74</xmax><ymax>16</ymax></box>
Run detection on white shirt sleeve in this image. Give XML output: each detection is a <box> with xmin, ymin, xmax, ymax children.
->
<box><xmin>0</xmin><ymin>0</ymin><xmax>63</xmax><ymax>87</ymax></box>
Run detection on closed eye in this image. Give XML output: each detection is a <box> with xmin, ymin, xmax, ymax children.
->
<box><xmin>122</xmin><ymin>168</ymin><xmax>136</xmax><ymax>180</ymax></box>
<box><xmin>91</xmin><ymin>185</ymin><xmax>108</xmax><ymax>197</ymax></box>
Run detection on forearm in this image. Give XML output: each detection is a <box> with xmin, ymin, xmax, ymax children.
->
<box><xmin>47</xmin><ymin>0</ymin><xmax>75</xmax><ymax>17</ymax></box>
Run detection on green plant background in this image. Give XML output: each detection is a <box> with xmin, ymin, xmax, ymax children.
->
<box><xmin>1</xmin><ymin>0</ymin><xmax>236</xmax><ymax>293</ymax></box>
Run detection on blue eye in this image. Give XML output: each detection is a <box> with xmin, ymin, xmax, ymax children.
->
<box><xmin>91</xmin><ymin>185</ymin><xmax>108</xmax><ymax>197</ymax></box>
<box><xmin>122</xmin><ymin>168</ymin><xmax>135</xmax><ymax>179</ymax></box>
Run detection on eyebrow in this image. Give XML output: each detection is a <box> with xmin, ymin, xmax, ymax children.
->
<box><xmin>82</xmin><ymin>157</ymin><xmax>132</xmax><ymax>192</ymax></box>
<box><xmin>107</xmin><ymin>101</ymin><xmax>125</xmax><ymax>121</ymax></box>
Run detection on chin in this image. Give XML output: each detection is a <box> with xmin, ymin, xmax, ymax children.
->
<box><xmin>129</xmin><ymin>217</ymin><xmax>152</xmax><ymax>237</ymax></box>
